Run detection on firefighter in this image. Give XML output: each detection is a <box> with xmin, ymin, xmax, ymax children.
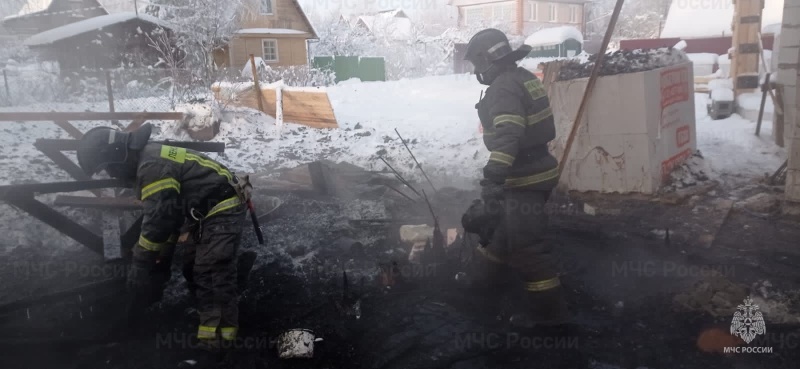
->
<box><xmin>461</xmin><ymin>28</ymin><xmax>568</xmax><ymax>328</ymax></box>
<box><xmin>76</xmin><ymin>123</ymin><xmax>253</xmax><ymax>350</ymax></box>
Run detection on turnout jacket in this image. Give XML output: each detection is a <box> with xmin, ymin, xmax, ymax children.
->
<box><xmin>135</xmin><ymin>143</ymin><xmax>241</xmax><ymax>252</ymax></box>
<box><xmin>477</xmin><ymin>67</ymin><xmax>559</xmax><ymax>190</ymax></box>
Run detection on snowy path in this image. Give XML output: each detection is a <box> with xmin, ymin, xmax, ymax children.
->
<box><xmin>693</xmin><ymin>93</ymin><xmax>786</xmax><ymax>187</ymax></box>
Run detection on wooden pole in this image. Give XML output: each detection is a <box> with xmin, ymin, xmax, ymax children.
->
<box><xmin>755</xmin><ymin>72</ymin><xmax>770</xmax><ymax>136</ymax></box>
<box><xmin>105</xmin><ymin>70</ymin><xmax>115</xmax><ymax>113</ymax></box>
<box><xmin>775</xmin><ymin>85</ymin><xmax>784</xmax><ymax>147</ymax></box>
<box><xmin>2</xmin><ymin>70</ymin><xmax>9</xmax><ymax>103</ymax></box>
<box><xmin>557</xmin><ymin>0</ymin><xmax>625</xmax><ymax>175</ymax></box>
<box><xmin>249</xmin><ymin>54</ymin><xmax>264</xmax><ymax>113</ymax></box>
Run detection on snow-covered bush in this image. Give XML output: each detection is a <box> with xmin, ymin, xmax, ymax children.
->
<box><xmin>257</xmin><ymin>65</ymin><xmax>336</xmax><ymax>87</ymax></box>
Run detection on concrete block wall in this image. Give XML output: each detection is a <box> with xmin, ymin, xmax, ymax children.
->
<box><xmin>781</xmin><ymin>0</ymin><xmax>800</xmax><ymax>202</ymax></box>
<box><xmin>550</xmin><ymin>62</ymin><xmax>696</xmax><ymax>194</ymax></box>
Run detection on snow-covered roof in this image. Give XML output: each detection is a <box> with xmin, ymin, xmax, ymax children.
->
<box><xmin>762</xmin><ymin>23</ymin><xmax>782</xmax><ymax>35</ymax></box>
<box><xmin>237</xmin><ymin>28</ymin><xmax>307</xmax><ymax>35</ymax></box>
<box><xmin>661</xmin><ymin>0</ymin><xmax>784</xmax><ymax>38</ymax></box>
<box><xmin>524</xmin><ymin>26</ymin><xmax>583</xmax><ymax>47</ymax></box>
<box><xmin>13</xmin><ymin>0</ymin><xmax>52</xmax><ymax>17</ymax></box>
<box><xmin>355</xmin><ymin>11</ymin><xmax>413</xmax><ymax>41</ymax></box>
<box><xmin>24</xmin><ymin>12</ymin><xmax>171</xmax><ymax>46</ymax></box>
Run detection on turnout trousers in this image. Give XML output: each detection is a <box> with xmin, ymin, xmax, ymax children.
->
<box><xmin>476</xmin><ymin>189</ymin><xmax>567</xmax><ymax>324</ymax></box>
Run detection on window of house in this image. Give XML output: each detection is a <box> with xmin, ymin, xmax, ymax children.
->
<box><xmin>262</xmin><ymin>39</ymin><xmax>278</xmax><ymax>62</ymax></box>
<box><xmin>548</xmin><ymin>4</ymin><xmax>557</xmax><ymax>22</ymax></box>
<box><xmin>464</xmin><ymin>7</ymin><xmax>483</xmax><ymax>26</ymax></box>
<box><xmin>570</xmin><ymin>5</ymin><xmax>578</xmax><ymax>23</ymax></box>
<box><xmin>260</xmin><ymin>0</ymin><xmax>273</xmax><ymax>14</ymax></box>
<box><xmin>491</xmin><ymin>3</ymin><xmax>513</xmax><ymax>22</ymax></box>
<box><xmin>529</xmin><ymin>2</ymin><xmax>537</xmax><ymax>21</ymax></box>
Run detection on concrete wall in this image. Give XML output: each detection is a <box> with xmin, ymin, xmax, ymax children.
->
<box><xmin>549</xmin><ymin>62</ymin><xmax>696</xmax><ymax>194</ymax></box>
<box><xmin>779</xmin><ymin>0</ymin><xmax>800</xmax><ymax>201</ymax></box>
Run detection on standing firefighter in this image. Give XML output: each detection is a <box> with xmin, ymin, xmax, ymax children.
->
<box><xmin>461</xmin><ymin>28</ymin><xmax>568</xmax><ymax>328</ymax></box>
<box><xmin>76</xmin><ymin>123</ymin><xmax>256</xmax><ymax>350</ymax></box>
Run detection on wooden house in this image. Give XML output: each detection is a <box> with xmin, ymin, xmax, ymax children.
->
<box><xmin>24</xmin><ymin>12</ymin><xmax>175</xmax><ymax>71</ymax></box>
<box><xmin>215</xmin><ymin>0</ymin><xmax>318</xmax><ymax>68</ymax></box>
<box><xmin>2</xmin><ymin>0</ymin><xmax>107</xmax><ymax>37</ymax></box>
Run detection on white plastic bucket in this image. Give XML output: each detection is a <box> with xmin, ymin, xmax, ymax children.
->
<box><xmin>277</xmin><ymin>329</ymin><xmax>316</xmax><ymax>359</ymax></box>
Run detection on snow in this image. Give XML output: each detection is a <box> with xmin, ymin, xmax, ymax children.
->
<box><xmin>694</xmin><ymin>93</ymin><xmax>784</xmax><ymax>181</ymax></box>
<box><xmin>687</xmin><ymin>53</ymin><xmax>718</xmax><ymax>65</ymax></box>
<box><xmin>524</xmin><ymin>26</ymin><xmax>583</xmax><ymax>47</ymax></box>
<box><xmin>736</xmin><ymin>92</ymin><xmax>774</xmax><ymax>113</ymax></box>
<box><xmin>236</xmin><ymin>28</ymin><xmax>307</xmax><ymax>35</ymax></box>
<box><xmin>6</xmin><ymin>0</ymin><xmax>52</xmax><ymax>18</ymax></box>
<box><xmin>355</xmin><ymin>11</ymin><xmax>413</xmax><ymax>41</ymax></box>
<box><xmin>661</xmin><ymin>0</ymin><xmax>784</xmax><ymax>38</ymax></box>
<box><xmin>708</xmin><ymin>78</ymin><xmax>734</xmax><ymax>91</ymax></box>
<box><xmin>24</xmin><ymin>12</ymin><xmax>172</xmax><ymax>46</ymax></box>
<box><xmin>710</xmin><ymin>88</ymin><xmax>734</xmax><ymax>101</ymax></box>
<box><xmin>673</xmin><ymin>40</ymin><xmax>687</xmax><ymax>51</ymax></box>
<box><xmin>762</xmin><ymin>23</ymin><xmax>782</xmax><ymax>35</ymax></box>
<box><xmin>0</xmin><ymin>76</ymin><xmax>788</xmax><ymax>255</ymax></box>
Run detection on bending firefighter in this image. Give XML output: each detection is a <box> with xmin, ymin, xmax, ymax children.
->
<box><xmin>461</xmin><ymin>28</ymin><xmax>568</xmax><ymax>328</ymax></box>
<box><xmin>77</xmin><ymin>123</ymin><xmax>257</xmax><ymax>349</ymax></box>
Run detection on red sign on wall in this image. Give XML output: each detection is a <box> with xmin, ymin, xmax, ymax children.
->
<box><xmin>661</xmin><ymin>148</ymin><xmax>693</xmax><ymax>182</ymax></box>
<box><xmin>660</xmin><ymin>68</ymin><xmax>690</xmax><ymax>109</ymax></box>
<box><xmin>676</xmin><ymin>125</ymin><xmax>690</xmax><ymax>148</ymax></box>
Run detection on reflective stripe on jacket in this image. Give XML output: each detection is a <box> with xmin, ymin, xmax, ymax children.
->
<box><xmin>136</xmin><ymin>143</ymin><xmax>240</xmax><ymax>250</ymax></box>
<box><xmin>477</xmin><ymin>67</ymin><xmax>560</xmax><ymax>190</ymax></box>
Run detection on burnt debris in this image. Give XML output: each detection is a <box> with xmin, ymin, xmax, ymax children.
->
<box><xmin>558</xmin><ymin>48</ymin><xmax>689</xmax><ymax>81</ymax></box>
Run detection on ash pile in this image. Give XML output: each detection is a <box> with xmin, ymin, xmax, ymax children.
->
<box><xmin>557</xmin><ymin>48</ymin><xmax>689</xmax><ymax>81</ymax></box>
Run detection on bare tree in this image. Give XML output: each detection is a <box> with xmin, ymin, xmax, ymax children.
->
<box><xmin>145</xmin><ymin>0</ymin><xmax>243</xmax><ymax>79</ymax></box>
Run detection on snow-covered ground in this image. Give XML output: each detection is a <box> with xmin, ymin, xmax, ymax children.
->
<box><xmin>0</xmin><ymin>74</ymin><xmax>789</xmax><ymax>255</ymax></box>
<box><xmin>693</xmin><ymin>93</ymin><xmax>785</xmax><ymax>182</ymax></box>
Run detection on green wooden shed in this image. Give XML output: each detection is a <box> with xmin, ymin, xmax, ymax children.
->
<box><xmin>524</xmin><ymin>26</ymin><xmax>583</xmax><ymax>58</ymax></box>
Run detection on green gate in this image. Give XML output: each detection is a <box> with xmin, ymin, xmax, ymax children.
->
<box><xmin>313</xmin><ymin>56</ymin><xmax>386</xmax><ymax>83</ymax></box>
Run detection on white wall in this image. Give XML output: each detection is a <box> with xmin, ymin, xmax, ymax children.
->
<box><xmin>780</xmin><ymin>0</ymin><xmax>800</xmax><ymax>201</ymax></box>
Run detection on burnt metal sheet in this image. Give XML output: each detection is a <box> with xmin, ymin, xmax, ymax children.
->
<box><xmin>737</xmin><ymin>75</ymin><xmax>760</xmax><ymax>89</ymax></box>
<box><xmin>738</xmin><ymin>43</ymin><xmax>760</xmax><ymax>54</ymax></box>
<box><xmin>740</xmin><ymin>15</ymin><xmax>761</xmax><ymax>24</ymax></box>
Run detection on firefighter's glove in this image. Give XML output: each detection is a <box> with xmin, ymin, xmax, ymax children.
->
<box><xmin>480</xmin><ymin>179</ymin><xmax>504</xmax><ymax>202</ymax></box>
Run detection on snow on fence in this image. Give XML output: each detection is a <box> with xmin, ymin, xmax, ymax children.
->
<box><xmin>0</xmin><ymin>67</ymin><xmax>207</xmax><ymax>111</ymax></box>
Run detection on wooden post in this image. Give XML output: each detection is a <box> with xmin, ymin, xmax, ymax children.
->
<box><xmin>2</xmin><ymin>70</ymin><xmax>9</xmax><ymax>103</ymax></box>
<box><xmin>755</xmin><ymin>72</ymin><xmax>770</xmax><ymax>136</ymax></box>
<box><xmin>558</xmin><ymin>0</ymin><xmax>625</xmax><ymax>175</ymax></box>
<box><xmin>775</xmin><ymin>85</ymin><xmax>784</xmax><ymax>147</ymax></box>
<box><xmin>249</xmin><ymin>54</ymin><xmax>265</xmax><ymax>113</ymax></box>
<box><xmin>105</xmin><ymin>70</ymin><xmax>115</xmax><ymax>113</ymax></box>
<box><xmin>275</xmin><ymin>80</ymin><xmax>284</xmax><ymax>130</ymax></box>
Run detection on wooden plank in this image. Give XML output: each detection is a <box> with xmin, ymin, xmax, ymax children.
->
<box><xmin>211</xmin><ymin>83</ymin><xmax>338</xmax><ymax>129</ymax></box>
<box><xmin>54</xmin><ymin>195</ymin><xmax>142</xmax><ymax>210</ymax></box>
<box><xmin>53</xmin><ymin>120</ymin><xmax>84</xmax><ymax>139</ymax></box>
<box><xmin>263</xmin><ymin>88</ymin><xmax>338</xmax><ymax>129</ymax></box>
<box><xmin>124</xmin><ymin>118</ymin><xmax>147</xmax><ymax>132</ymax></box>
<box><xmin>694</xmin><ymin>75</ymin><xmax>718</xmax><ymax>84</ymax></box>
<box><xmin>0</xmin><ymin>112</ymin><xmax>184</xmax><ymax>121</ymax></box>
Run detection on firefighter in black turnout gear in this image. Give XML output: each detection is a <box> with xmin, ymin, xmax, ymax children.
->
<box><xmin>461</xmin><ymin>28</ymin><xmax>568</xmax><ymax>328</ymax></box>
<box><xmin>76</xmin><ymin>123</ymin><xmax>256</xmax><ymax>350</ymax></box>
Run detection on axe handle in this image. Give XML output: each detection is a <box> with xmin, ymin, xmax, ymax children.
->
<box><xmin>247</xmin><ymin>200</ymin><xmax>264</xmax><ymax>244</ymax></box>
